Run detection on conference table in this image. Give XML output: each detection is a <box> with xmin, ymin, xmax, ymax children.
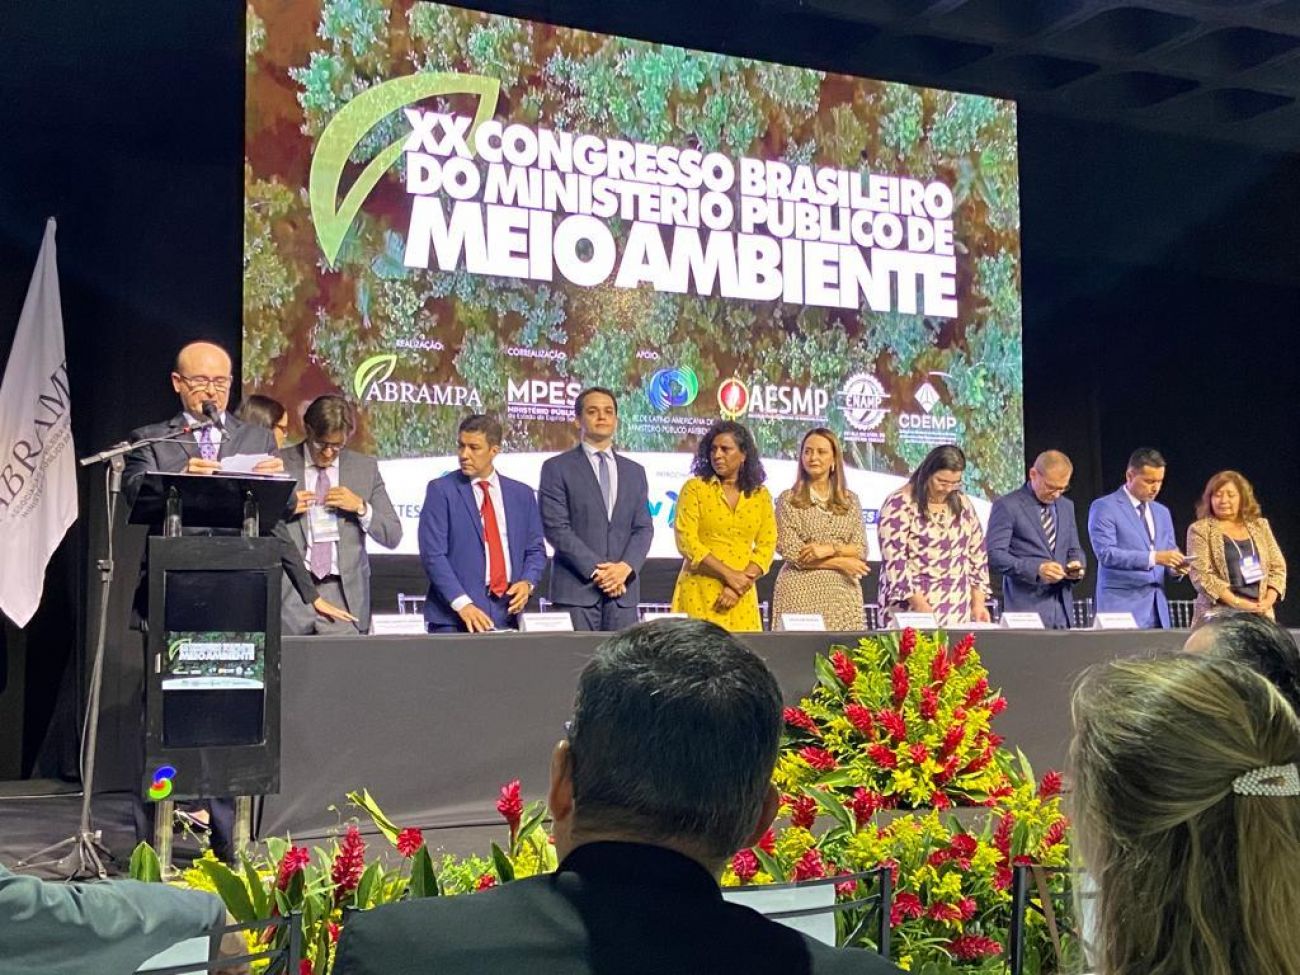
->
<box><xmin>260</xmin><ymin>628</ymin><xmax>1192</xmax><ymax>840</ymax></box>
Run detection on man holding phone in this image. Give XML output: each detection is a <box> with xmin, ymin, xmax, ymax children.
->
<box><xmin>986</xmin><ymin>450</ymin><xmax>1086</xmax><ymax>628</ymax></box>
<box><xmin>1087</xmin><ymin>447</ymin><xmax>1189</xmax><ymax>628</ymax></box>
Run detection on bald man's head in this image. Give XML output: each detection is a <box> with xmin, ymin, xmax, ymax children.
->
<box><xmin>171</xmin><ymin>342</ymin><xmax>233</xmax><ymax>416</ymax></box>
<box><xmin>1028</xmin><ymin>450</ymin><xmax>1072</xmax><ymax>503</ymax></box>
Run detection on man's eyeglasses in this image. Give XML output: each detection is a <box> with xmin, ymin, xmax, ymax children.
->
<box><xmin>176</xmin><ymin>374</ymin><xmax>232</xmax><ymax>391</ymax></box>
<box><xmin>309</xmin><ymin>439</ymin><xmax>348</xmax><ymax>454</ymax></box>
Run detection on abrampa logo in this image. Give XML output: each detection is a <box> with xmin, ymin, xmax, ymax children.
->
<box><xmin>353</xmin><ymin>354</ymin><xmax>482</xmax><ymax>408</ymax></box>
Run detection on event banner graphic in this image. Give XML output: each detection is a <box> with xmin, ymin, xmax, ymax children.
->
<box><xmin>243</xmin><ymin>1</ymin><xmax>1023</xmax><ymax>556</ymax></box>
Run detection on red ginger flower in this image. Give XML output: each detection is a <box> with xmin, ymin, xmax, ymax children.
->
<box><xmin>1038</xmin><ymin>769</ymin><xmax>1063</xmax><ymax>799</ymax></box>
<box><xmin>876</xmin><ymin>708</ymin><xmax>907</xmax><ymax>741</ymax></box>
<box><xmin>476</xmin><ymin>872</ymin><xmax>498</xmax><ymax>891</ymax></box>
<box><xmin>328</xmin><ymin>922</ymin><xmax>341</xmax><ymax>944</ymax></box>
<box><xmin>787</xmin><ymin>794</ymin><xmax>818</xmax><ymax>829</ymax></box>
<box><xmin>964</xmin><ymin>677</ymin><xmax>990</xmax><ymax>707</ymax></box>
<box><xmin>1041</xmin><ymin>818</ymin><xmax>1069</xmax><ymax>850</ymax></box>
<box><xmin>783</xmin><ymin>706</ymin><xmax>820</xmax><ymax>736</ymax></box>
<box><xmin>939</xmin><ymin>725</ymin><xmax>965</xmax><ymax>757</ymax></box>
<box><xmin>993</xmin><ymin>813</ymin><xmax>1015</xmax><ymax>854</ymax></box>
<box><xmin>867</xmin><ymin>743</ymin><xmax>898</xmax><ymax>769</ymax></box>
<box><xmin>936</xmin><ymin>755</ymin><xmax>961</xmax><ymax>784</ymax></box>
<box><xmin>949</xmin><ymin>934</ymin><xmax>1002</xmax><ymax>961</ymax></box>
<box><xmin>960</xmin><ymin>751</ymin><xmax>991</xmax><ymax>775</ymax></box>
<box><xmin>396</xmin><ymin>827</ymin><xmax>424</xmax><ymax>858</ymax></box>
<box><xmin>496</xmin><ymin>779</ymin><xmax>524</xmax><ymax>836</ymax></box>
<box><xmin>950</xmin><ymin>833</ymin><xmax>979</xmax><ymax>861</ymax></box>
<box><xmin>932</xmin><ymin>792</ymin><xmax>952</xmax><ymax>810</ymax></box>
<box><xmin>919</xmin><ymin>686</ymin><xmax>939</xmax><ymax>721</ymax></box>
<box><xmin>931</xmin><ymin>649</ymin><xmax>952</xmax><ymax>684</ymax></box>
<box><xmin>988</xmin><ymin>696</ymin><xmax>1008</xmax><ymax>716</ymax></box>
<box><xmin>928</xmin><ymin>901</ymin><xmax>964</xmax><ymax>922</ymax></box>
<box><xmin>758</xmin><ymin>829</ymin><xmax>776</xmax><ymax>855</ymax></box>
<box><xmin>830</xmin><ymin>650</ymin><xmax>857</xmax><ymax>686</ymax></box>
<box><xmin>849</xmin><ymin>787</ymin><xmax>882</xmax><ymax>827</ymax></box>
<box><xmin>800</xmin><ymin>746</ymin><xmax>837</xmax><ymax>772</ymax></box>
<box><xmin>835</xmin><ymin>875</ymin><xmax>859</xmax><ymax>899</ymax></box>
<box><xmin>331</xmin><ymin>825</ymin><xmax>366</xmax><ymax>903</ymax></box>
<box><xmin>844</xmin><ymin>703</ymin><xmax>875</xmax><ymax>738</ymax></box>
<box><xmin>993</xmin><ymin>866</ymin><xmax>1013</xmax><ymax>891</ymax></box>
<box><xmin>908</xmin><ymin>743</ymin><xmax>930</xmax><ymax>767</ymax></box>
<box><xmin>890</xmin><ymin>891</ymin><xmax>924</xmax><ymax>926</ymax></box>
<box><xmin>890</xmin><ymin>663</ymin><xmax>909</xmax><ymax>706</ymax></box>
<box><xmin>300</xmin><ymin>960</ymin><xmax>314</xmax><ymax>975</ymax></box>
<box><xmin>899</xmin><ymin>627</ymin><xmax>917</xmax><ymax>659</ymax></box>
<box><xmin>958</xmin><ymin>897</ymin><xmax>978</xmax><ymax>921</ymax></box>
<box><xmin>792</xmin><ymin>848</ymin><xmax>826</xmax><ymax>881</ymax></box>
<box><xmin>732</xmin><ymin>848</ymin><xmax>760</xmax><ymax>882</ymax></box>
<box><xmin>275</xmin><ymin>846</ymin><xmax>311</xmax><ymax>891</ymax></box>
<box><xmin>952</xmin><ymin>633</ymin><xmax>976</xmax><ymax>666</ymax></box>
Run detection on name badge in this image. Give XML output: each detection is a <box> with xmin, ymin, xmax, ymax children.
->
<box><xmin>640</xmin><ymin>611</ymin><xmax>689</xmax><ymax>622</ymax></box>
<box><xmin>893</xmin><ymin>611</ymin><xmax>939</xmax><ymax>630</ymax></box>
<box><xmin>1240</xmin><ymin>555</ymin><xmax>1264</xmax><ymax>584</ymax></box>
<box><xmin>308</xmin><ymin>503</ymin><xmax>341</xmax><ymax>543</ymax></box>
<box><xmin>370</xmin><ymin>614</ymin><xmax>428</xmax><ymax>635</ymax></box>
<box><xmin>780</xmin><ymin>613</ymin><xmax>826</xmax><ymax>631</ymax></box>
<box><xmin>1094</xmin><ymin>612</ymin><xmax>1139</xmax><ymax>630</ymax></box>
<box><xmin>1001</xmin><ymin>612</ymin><xmax>1046</xmax><ymax>630</ymax></box>
<box><xmin>519</xmin><ymin>612</ymin><xmax>575</xmax><ymax>633</ymax></box>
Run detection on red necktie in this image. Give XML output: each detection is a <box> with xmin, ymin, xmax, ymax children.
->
<box><xmin>478</xmin><ymin>481</ymin><xmax>508</xmax><ymax>597</ymax></box>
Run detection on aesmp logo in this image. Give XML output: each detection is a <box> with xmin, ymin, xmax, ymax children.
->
<box><xmin>646</xmin><ymin>366</ymin><xmax>699</xmax><ymax>411</ymax></box>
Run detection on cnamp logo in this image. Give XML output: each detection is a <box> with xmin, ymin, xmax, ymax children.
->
<box><xmin>646</xmin><ymin>366</ymin><xmax>699</xmax><ymax>411</ymax></box>
<box><xmin>839</xmin><ymin>373</ymin><xmax>888</xmax><ymax>432</ymax></box>
<box><xmin>148</xmin><ymin>764</ymin><xmax>176</xmax><ymax>801</ymax></box>
<box><xmin>717</xmin><ymin>378</ymin><xmax>749</xmax><ymax>418</ymax></box>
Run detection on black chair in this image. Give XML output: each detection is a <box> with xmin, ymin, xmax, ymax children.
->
<box><xmin>136</xmin><ymin>913</ymin><xmax>302</xmax><ymax>975</ymax></box>
<box><xmin>1008</xmin><ymin>863</ymin><xmax>1090</xmax><ymax>975</ymax></box>
<box><xmin>728</xmin><ymin>865</ymin><xmax>893</xmax><ymax>956</ymax></box>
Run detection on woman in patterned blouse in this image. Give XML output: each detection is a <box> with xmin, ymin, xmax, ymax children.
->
<box><xmin>877</xmin><ymin>444</ymin><xmax>990</xmax><ymax>627</ymax></box>
<box><xmin>771</xmin><ymin>428</ymin><xmax>869</xmax><ymax>631</ymax></box>
<box><xmin>671</xmin><ymin>421</ymin><xmax>777</xmax><ymax>632</ymax></box>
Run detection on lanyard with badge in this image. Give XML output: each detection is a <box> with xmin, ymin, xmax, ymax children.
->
<box><xmin>1229</xmin><ymin>534</ymin><xmax>1264</xmax><ymax>584</ymax></box>
<box><xmin>308</xmin><ymin>470</ymin><xmax>342</xmax><ymax>547</ymax></box>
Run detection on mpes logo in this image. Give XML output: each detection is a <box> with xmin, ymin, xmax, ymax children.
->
<box><xmin>646</xmin><ymin>366</ymin><xmax>699</xmax><ymax>411</ymax></box>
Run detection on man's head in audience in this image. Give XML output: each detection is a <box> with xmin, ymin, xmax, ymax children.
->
<box><xmin>548</xmin><ymin>619</ymin><xmax>782</xmax><ymax>876</ymax></box>
<box><xmin>1185</xmin><ymin>611</ymin><xmax>1300</xmax><ymax>713</ymax></box>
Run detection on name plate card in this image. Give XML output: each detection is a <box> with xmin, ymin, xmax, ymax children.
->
<box><xmin>370</xmin><ymin>614</ymin><xmax>428</xmax><ymax>635</ymax></box>
<box><xmin>640</xmin><ymin>612</ymin><xmax>689</xmax><ymax>622</ymax></box>
<box><xmin>1001</xmin><ymin>612</ymin><xmax>1046</xmax><ymax>630</ymax></box>
<box><xmin>1093</xmin><ymin>612</ymin><xmax>1139</xmax><ymax>630</ymax></box>
<box><xmin>960</xmin><ymin>621</ymin><xmax>1000</xmax><ymax>630</ymax></box>
<box><xmin>519</xmin><ymin>612</ymin><xmax>576</xmax><ymax>633</ymax></box>
<box><xmin>780</xmin><ymin>613</ymin><xmax>826</xmax><ymax>631</ymax></box>
<box><xmin>892</xmin><ymin>612</ymin><xmax>939</xmax><ymax>630</ymax></box>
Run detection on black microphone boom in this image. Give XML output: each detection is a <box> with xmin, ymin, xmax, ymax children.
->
<box><xmin>201</xmin><ymin>400</ymin><xmax>225</xmax><ymax>431</ymax></box>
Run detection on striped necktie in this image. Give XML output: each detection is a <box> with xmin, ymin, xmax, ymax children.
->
<box><xmin>1040</xmin><ymin>502</ymin><xmax>1057</xmax><ymax>553</ymax></box>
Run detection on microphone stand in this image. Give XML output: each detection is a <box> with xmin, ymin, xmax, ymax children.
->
<box><xmin>18</xmin><ymin>422</ymin><xmax>215</xmax><ymax>879</ymax></box>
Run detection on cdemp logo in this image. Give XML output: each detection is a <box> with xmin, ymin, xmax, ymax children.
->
<box><xmin>646</xmin><ymin>366</ymin><xmax>699</xmax><ymax>411</ymax></box>
<box><xmin>717</xmin><ymin>378</ymin><xmax>749</xmax><ymax>418</ymax></box>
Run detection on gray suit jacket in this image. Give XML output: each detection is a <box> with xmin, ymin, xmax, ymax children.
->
<box><xmin>277</xmin><ymin>443</ymin><xmax>402</xmax><ymax>631</ymax></box>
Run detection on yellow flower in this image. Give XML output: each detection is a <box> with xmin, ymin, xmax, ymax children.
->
<box><xmin>752</xmin><ymin>871</ymin><xmax>775</xmax><ymax>885</ymax></box>
<box><xmin>935</xmin><ymin>872</ymin><xmax>964</xmax><ymax>900</ymax></box>
<box><xmin>898</xmin><ymin>954</ymin><xmax>913</xmax><ymax>971</ymax></box>
<box><xmin>776</xmin><ymin>826</ymin><xmax>817</xmax><ymax>861</ymax></box>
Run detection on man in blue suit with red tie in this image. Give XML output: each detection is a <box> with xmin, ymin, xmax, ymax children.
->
<box><xmin>986</xmin><ymin>450</ymin><xmax>1086</xmax><ymax>628</ymax></box>
<box><xmin>418</xmin><ymin>415</ymin><xmax>546</xmax><ymax>633</ymax></box>
<box><xmin>1087</xmin><ymin>447</ymin><xmax>1189</xmax><ymax>628</ymax></box>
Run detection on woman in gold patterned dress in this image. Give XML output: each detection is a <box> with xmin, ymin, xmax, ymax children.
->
<box><xmin>771</xmin><ymin>428</ymin><xmax>870</xmax><ymax>631</ymax></box>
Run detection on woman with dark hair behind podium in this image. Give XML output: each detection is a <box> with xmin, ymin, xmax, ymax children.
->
<box><xmin>235</xmin><ymin>393</ymin><xmax>290</xmax><ymax>448</ymax></box>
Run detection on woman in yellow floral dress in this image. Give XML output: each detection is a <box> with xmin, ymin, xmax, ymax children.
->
<box><xmin>671</xmin><ymin>421</ymin><xmax>777</xmax><ymax>632</ymax></box>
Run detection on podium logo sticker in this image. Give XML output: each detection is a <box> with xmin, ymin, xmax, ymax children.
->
<box><xmin>149</xmin><ymin>765</ymin><xmax>176</xmax><ymax>801</ymax></box>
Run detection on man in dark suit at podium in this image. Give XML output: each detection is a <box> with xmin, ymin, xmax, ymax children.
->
<box><xmin>539</xmin><ymin>387</ymin><xmax>653</xmax><ymax>631</ymax></box>
<box><xmin>334</xmin><ymin>619</ymin><xmax>899</xmax><ymax>975</ymax></box>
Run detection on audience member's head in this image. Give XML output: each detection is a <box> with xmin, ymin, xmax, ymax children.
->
<box><xmin>235</xmin><ymin>394</ymin><xmax>289</xmax><ymax>448</ymax></box>
<box><xmin>1070</xmin><ymin>654</ymin><xmax>1300</xmax><ymax>975</ymax></box>
<box><xmin>549</xmin><ymin>619</ymin><xmax>781</xmax><ymax>874</ymax></box>
<box><xmin>302</xmin><ymin>394</ymin><xmax>356</xmax><ymax>469</ymax></box>
<box><xmin>1184</xmin><ymin>611</ymin><xmax>1300</xmax><ymax>713</ymax></box>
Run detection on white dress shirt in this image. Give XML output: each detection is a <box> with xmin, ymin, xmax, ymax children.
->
<box><xmin>582</xmin><ymin>441</ymin><xmax>618</xmax><ymax>519</ymax></box>
<box><xmin>450</xmin><ymin>469</ymin><xmax>511</xmax><ymax>611</ymax></box>
<box><xmin>1122</xmin><ymin>485</ymin><xmax>1157</xmax><ymax>569</ymax></box>
<box><xmin>184</xmin><ymin>411</ymin><xmax>224</xmax><ymax>450</ymax></box>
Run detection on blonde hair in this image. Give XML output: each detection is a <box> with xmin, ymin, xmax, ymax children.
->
<box><xmin>789</xmin><ymin>427</ymin><xmax>852</xmax><ymax>515</ymax></box>
<box><xmin>1070</xmin><ymin>654</ymin><xmax>1300</xmax><ymax>975</ymax></box>
<box><xmin>1196</xmin><ymin>469</ymin><xmax>1262</xmax><ymax>522</ymax></box>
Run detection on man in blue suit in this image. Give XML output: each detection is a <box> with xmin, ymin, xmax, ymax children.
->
<box><xmin>986</xmin><ymin>450</ymin><xmax>1086</xmax><ymax>628</ymax></box>
<box><xmin>418</xmin><ymin>414</ymin><xmax>546</xmax><ymax>633</ymax></box>
<box><xmin>539</xmin><ymin>388</ymin><xmax>654</xmax><ymax>631</ymax></box>
<box><xmin>1087</xmin><ymin>447</ymin><xmax>1189</xmax><ymax>628</ymax></box>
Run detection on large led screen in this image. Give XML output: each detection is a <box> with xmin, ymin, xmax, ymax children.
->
<box><xmin>243</xmin><ymin>1</ymin><xmax>1023</xmax><ymax>557</ymax></box>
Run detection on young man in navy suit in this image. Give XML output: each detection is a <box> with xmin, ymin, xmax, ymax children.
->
<box><xmin>1087</xmin><ymin>447</ymin><xmax>1189</xmax><ymax>628</ymax></box>
<box><xmin>418</xmin><ymin>414</ymin><xmax>546</xmax><ymax>633</ymax></box>
<box><xmin>986</xmin><ymin>450</ymin><xmax>1086</xmax><ymax>628</ymax></box>
<box><xmin>539</xmin><ymin>387</ymin><xmax>653</xmax><ymax>631</ymax></box>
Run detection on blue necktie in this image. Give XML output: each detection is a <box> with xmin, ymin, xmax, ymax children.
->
<box><xmin>597</xmin><ymin>451</ymin><xmax>612</xmax><ymax>518</ymax></box>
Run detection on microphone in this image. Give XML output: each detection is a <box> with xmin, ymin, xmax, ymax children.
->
<box><xmin>201</xmin><ymin>400</ymin><xmax>225</xmax><ymax>431</ymax></box>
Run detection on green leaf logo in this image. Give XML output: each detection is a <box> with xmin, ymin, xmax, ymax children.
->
<box><xmin>309</xmin><ymin>72</ymin><xmax>501</xmax><ymax>267</ymax></box>
<box><xmin>354</xmin><ymin>353</ymin><xmax>397</xmax><ymax>399</ymax></box>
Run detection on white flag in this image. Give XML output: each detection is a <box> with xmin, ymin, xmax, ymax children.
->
<box><xmin>0</xmin><ymin>219</ymin><xmax>77</xmax><ymax>627</ymax></box>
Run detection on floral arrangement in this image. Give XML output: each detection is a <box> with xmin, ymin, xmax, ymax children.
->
<box><xmin>138</xmin><ymin>630</ymin><xmax>1076</xmax><ymax>973</ymax></box>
